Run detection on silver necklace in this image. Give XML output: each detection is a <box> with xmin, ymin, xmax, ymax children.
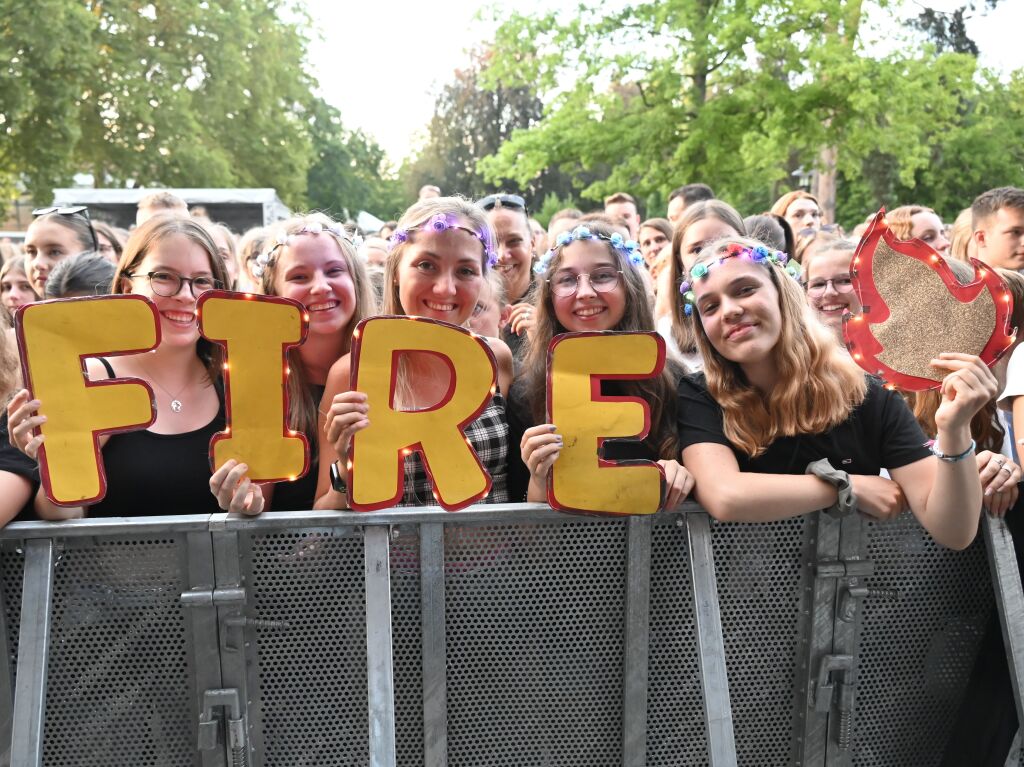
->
<box><xmin>139</xmin><ymin>362</ymin><xmax>192</xmax><ymax>413</ymax></box>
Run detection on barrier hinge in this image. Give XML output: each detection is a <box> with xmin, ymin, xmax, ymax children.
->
<box><xmin>815</xmin><ymin>559</ymin><xmax>874</xmax><ymax>579</ymax></box>
<box><xmin>179</xmin><ymin>586</ymin><xmax>246</xmax><ymax>608</ymax></box>
<box><xmin>198</xmin><ymin>687</ymin><xmax>248</xmax><ymax>761</ymax></box>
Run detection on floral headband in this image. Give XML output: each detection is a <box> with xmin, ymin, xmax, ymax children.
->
<box><xmin>533</xmin><ymin>225</ymin><xmax>645</xmax><ymax>275</ymax></box>
<box><xmin>388</xmin><ymin>213</ymin><xmax>498</xmax><ymax>268</ymax></box>
<box><xmin>253</xmin><ymin>221</ymin><xmax>361</xmax><ymax>277</ymax></box>
<box><xmin>679</xmin><ymin>242</ymin><xmax>802</xmax><ymax>315</ymax></box>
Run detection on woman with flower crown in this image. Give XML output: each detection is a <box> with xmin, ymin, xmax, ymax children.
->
<box><xmin>509</xmin><ymin>219</ymin><xmax>693</xmax><ymax>508</ymax></box>
<box><xmin>314</xmin><ymin>197</ymin><xmax>514</xmax><ymax>509</ymax></box>
<box><xmin>677</xmin><ymin>236</ymin><xmax>996</xmax><ymax>550</ymax></box>
<box><xmin>209</xmin><ymin>213</ymin><xmax>376</xmax><ymax>512</ymax></box>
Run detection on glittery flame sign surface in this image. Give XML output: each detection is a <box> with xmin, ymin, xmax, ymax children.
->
<box><xmin>844</xmin><ymin>209</ymin><xmax>1015</xmax><ymax>391</ymax></box>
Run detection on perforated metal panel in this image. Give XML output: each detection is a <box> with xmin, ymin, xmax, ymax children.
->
<box><xmin>243</xmin><ymin>529</ymin><xmax>368</xmax><ymax>766</ymax></box>
<box><xmin>42</xmin><ymin>537</ymin><xmax>196</xmax><ymax>766</ymax></box>
<box><xmin>1</xmin><ymin>546</ymin><xmax>24</xmax><ymax>698</ymax></box>
<box><xmin>712</xmin><ymin>517</ymin><xmax>812</xmax><ymax>766</ymax></box>
<box><xmin>852</xmin><ymin>512</ymin><xmax>993</xmax><ymax>765</ymax></box>
<box><xmin>443</xmin><ymin>520</ymin><xmax>628</xmax><ymax>766</ymax></box>
<box><xmin>390</xmin><ymin>529</ymin><xmax>424</xmax><ymax>767</ymax></box>
<box><xmin>648</xmin><ymin>517</ymin><xmax>707</xmax><ymax>765</ymax></box>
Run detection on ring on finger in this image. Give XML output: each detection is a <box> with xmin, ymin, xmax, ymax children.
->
<box><xmin>1000</xmin><ymin>465</ymin><xmax>1013</xmax><ymax>474</ymax></box>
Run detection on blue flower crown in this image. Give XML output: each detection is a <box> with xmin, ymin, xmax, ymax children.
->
<box><xmin>533</xmin><ymin>225</ymin><xmax>645</xmax><ymax>276</ymax></box>
<box><xmin>679</xmin><ymin>242</ymin><xmax>802</xmax><ymax>316</ymax></box>
<box><xmin>253</xmin><ymin>221</ymin><xmax>361</xmax><ymax>277</ymax></box>
<box><xmin>388</xmin><ymin>213</ymin><xmax>498</xmax><ymax>268</ymax></box>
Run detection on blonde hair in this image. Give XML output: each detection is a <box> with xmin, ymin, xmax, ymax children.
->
<box><xmin>887</xmin><ymin>205</ymin><xmax>933</xmax><ymax>241</ymax></box>
<box><xmin>800</xmin><ymin>232</ymin><xmax>855</xmax><ymax>280</ymax></box>
<box><xmin>690</xmin><ymin>237</ymin><xmax>867</xmax><ymax>457</ymax></box>
<box><xmin>382</xmin><ymin>197</ymin><xmax>494</xmax><ymax>316</ymax></box>
<box><xmin>667</xmin><ymin>200</ymin><xmax>745</xmax><ymax>356</ymax></box>
<box><xmin>520</xmin><ymin>221</ymin><xmax>681</xmax><ymax>458</ymax></box>
<box><xmin>113</xmin><ymin>214</ymin><xmax>228</xmax><ymax>382</ymax></box>
<box><xmin>258</xmin><ymin>213</ymin><xmax>376</xmax><ymax>446</ymax></box>
<box><xmin>948</xmin><ymin>208</ymin><xmax>976</xmax><ymax>262</ymax></box>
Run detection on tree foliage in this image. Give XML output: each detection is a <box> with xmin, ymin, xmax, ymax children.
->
<box><xmin>0</xmin><ymin>0</ymin><xmax>400</xmax><ymax>216</ymax></box>
<box><xmin>403</xmin><ymin>49</ymin><xmax>582</xmax><ymax>212</ymax></box>
<box><xmin>478</xmin><ymin>0</ymin><xmax>1024</xmax><ymax>227</ymax></box>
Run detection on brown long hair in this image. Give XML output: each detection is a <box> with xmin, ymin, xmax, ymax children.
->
<box><xmin>520</xmin><ymin>221</ymin><xmax>681</xmax><ymax>459</ymax></box>
<box><xmin>257</xmin><ymin>213</ymin><xmax>376</xmax><ymax>447</ymax></box>
<box><xmin>690</xmin><ymin>237</ymin><xmax>867</xmax><ymax>457</ymax></box>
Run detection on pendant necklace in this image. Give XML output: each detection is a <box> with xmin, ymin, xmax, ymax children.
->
<box><xmin>140</xmin><ymin>362</ymin><xmax>192</xmax><ymax>413</ymax></box>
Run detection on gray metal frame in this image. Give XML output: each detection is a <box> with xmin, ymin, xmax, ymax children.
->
<box><xmin>0</xmin><ymin>503</ymin><xmax>1021</xmax><ymax>767</ymax></box>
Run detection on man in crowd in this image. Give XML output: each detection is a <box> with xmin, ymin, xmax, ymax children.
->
<box><xmin>603</xmin><ymin>192</ymin><xmax>640</xmax><ymax>239</ymax></box>
<box><xmin>972</xmin><ymin>186</ymin><xmax>1024</xmax><ymax>271</ymax></box>
<box><xmin>667</xmin><ymin>183</ymin><xmax>714</xmax><ymax>226</ymax></box>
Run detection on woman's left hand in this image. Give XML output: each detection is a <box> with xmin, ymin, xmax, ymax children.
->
<box><xmin>657</xmin><ymin>459</ymin><xmax>694</xmax><ymax>510</ymax></box>
<box><xmin>209</xmin><ymin>459</ymin><xmax>266</xmax><ymax>516</ymax></box>
<box><xmin>932</xmin><ymin>353</ymin><xmax>998</xmax><ymax>434</ymax></box>
<box><xmin>507</xmin><ymin>302</ymin><xmax>535</xmax><ymax>338</ymax></box>
<box><xmin>976</xmin><ymin>450</ymin><xmax>1020</xmax><ymax>517</ymax></box>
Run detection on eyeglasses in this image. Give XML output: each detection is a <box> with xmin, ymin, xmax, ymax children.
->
<box><xmin>477</xmin><ymin>194</ymin><xmax>528</xmax><ymax>216</ymax></box>
<box><xmin>805</xmin><ymin>276</ymin><xmax>855</xmax><ymax>297</ymax></box>
<box><xmin>548</xmin><ymin>269</ymin><xmax>622</xmax><ymax>297</ymax></box>
<box><xmin>32</xmin><ymin>205</ymin><xmax>99</xmax><ymax>253</ymax></box>
<box><xmin>126</xmin><ymin>271</ymin><xmax>223</xmax><ymax>297</ymax></box>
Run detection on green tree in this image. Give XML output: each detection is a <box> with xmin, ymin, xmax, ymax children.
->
<box><xmin>306</xmin><ymin>98</ymin><xmax>406</xmax><ymax>222</ymax></box>
<box><xmin>479</xmin><ymin>0</ymin><xmax>1024</xmax><ymax>228</ymax></box>
<box><xmin>404</xmin><ymin>49</ymin><xmax>580</xmax><ymax>212</ymax></box>
<box><xmin>1</xmin><ymin>0</ymin><xmax>320</xmax><ymax>208</ymax></box>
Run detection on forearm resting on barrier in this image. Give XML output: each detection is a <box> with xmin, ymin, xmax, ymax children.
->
<box><xmin>891</xmin><ymin>439</ymin><xmax>982</xmax><ymax>552</ymax></box>
<box><xmin>682</xmin><ymin>442</ymin><xmax>837</xmax><ymax>522</ymax></box>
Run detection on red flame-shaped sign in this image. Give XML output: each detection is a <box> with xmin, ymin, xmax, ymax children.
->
<box><xmin>844</xmin><ymin>209</ymin><xmax>1016</xmax><ymax>391</ymax></box>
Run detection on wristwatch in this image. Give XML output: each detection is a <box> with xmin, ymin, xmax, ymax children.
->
<box><xmin>329</xmin><ymin>460</ymin><xmax>348</xmax><ymax>494</ymax></box>
<box><xmin>805</xmin><ymin>458</ymin><xmax>857</xmax><ymax>519</ymax></box>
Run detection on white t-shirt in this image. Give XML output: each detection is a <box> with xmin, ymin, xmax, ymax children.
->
<box><xmin>996</xmin><ymin>344</ymin><xmax>1024</xmax><ymax>460</ymax></box>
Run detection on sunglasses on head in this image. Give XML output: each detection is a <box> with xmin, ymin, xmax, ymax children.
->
<box><xmin>32</xmin><ymin>205</ymin><xmax>99</xmax><ymax>252</ymax></box>
<box><xmin>477</xmin><ymin>194</ymin><xmax>528</xmax><ymax>215</ymax></box>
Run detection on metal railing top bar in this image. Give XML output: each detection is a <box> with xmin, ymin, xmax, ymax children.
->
<box><xmin>0</xmin><ymin>504</ymin><xmax>696</xmax><ymax>540</ymax></box>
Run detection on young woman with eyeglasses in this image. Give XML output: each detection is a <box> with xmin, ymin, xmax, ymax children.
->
<box><xmin>6</xmin><ymin>215</ymin><xmax>247</xmax><ymax>519</ymax></box>
<box><xmin>800</xmin><ymin>233</ymin><xmax>861</xmax><ymax>337</ymax></box>
<box><xmin>24</xmin><ymin>206</ymin><xmax>99</xmax><ymax>295</ymax></box>
<box><xmin>510</xmin><ymin>221</ymin><xmax>693</xmax><ymax>507</ymax></box>
<box><xmin>315</xmin><ymin>197</ymin><xmax>514</xmax><ymax>510</ymax></box>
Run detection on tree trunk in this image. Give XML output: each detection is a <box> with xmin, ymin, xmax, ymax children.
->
<box><xmin>814</xmin><ymin>145</ymin><xmax>837</xmax><ymax>224</ymax></box>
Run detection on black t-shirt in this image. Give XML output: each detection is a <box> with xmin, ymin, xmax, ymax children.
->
<box><xmin>677</xmin><ymin>372</ymin><xmax>931</xmax><ymax>475</ymax></box>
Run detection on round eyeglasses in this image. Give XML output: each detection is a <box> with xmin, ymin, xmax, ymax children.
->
<box><xmin>548</xmin><ymin>269</ymin><xmax>622</xmax><ymax>298</ymax></box>
<box><xmin>805</xmin><ymin>276</ymin><xmax>854</xmax><ymax>297</ymax></box>
<box><xmin>127</xmin><ymin>271</ymin><xmax>223</xmax><ymax>297</ymax></box>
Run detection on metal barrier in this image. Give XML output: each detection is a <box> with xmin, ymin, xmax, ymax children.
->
<box><xmin>0</xmin><ymin>504</ymin><xmax>1019</xmax><ymax>766</ymax></box>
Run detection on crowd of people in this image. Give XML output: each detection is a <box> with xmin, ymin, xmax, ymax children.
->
<box><xmin>0</xmin><ymin>184</ymin><xmax>1023</xmax><ymax>535</ymax></box>
<box><xmin>0</xmin><ymin>182</ymin><xmax>1022</xmax><ymax>760</ymax></box>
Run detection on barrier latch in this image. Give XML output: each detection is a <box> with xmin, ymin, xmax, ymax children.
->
<box><xmin>198</xmin><ymin>687</ymin><xmax>247</xmax><ymax>758</ymax></box>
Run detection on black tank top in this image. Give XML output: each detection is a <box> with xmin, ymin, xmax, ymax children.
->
<box><xmin>269</xmin><ymin>383</ymin><xmax>325</xmax><ymax>511</ymax></box>
<box><xmin>89</xmin><ymin>358</ymin><xmax>225</xmax><ymax>518</ymax></box>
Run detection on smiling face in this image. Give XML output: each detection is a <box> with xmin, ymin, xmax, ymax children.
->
<box><xmin>272</xmin><ymin>234</ymin><xmax>357</xmax><ymax>338</ymax></box>
<box><xmin>123</xmin><ymin>233</ymin><xmax>217</xmax><ymax>348</ymax></box>
<box><xmin>693</xmin><ymin>257</ymin><xmax>782</xmax><ymax>385</ymax></box>
<box><xmin>910</xmin><ymin>210</ymin><xmax>949</xmax><ymax>255</ymax></box>
<box><xmin>489</xmin><ymin>207</ymin><xmax>533</xmax><ymax>303</ymax></box>
<box><xmin>25</xmin><ymin>219</ymin><xmax>87</xmax><ymax>295</ymax></box>
<box><xmin>679</xmin><ymin>218</ymin><xmax>741</xmax><ymax>273</ymax></box>
<box><xmin>805</xmin><ymin>249</ymin><xmax>861</xmax><ymax>335</ymax></box>
<box><xmin>549</xmin><ymin>240</ymin><xmax>627</xmax><ymax>332</ymax></box>
<box><xmin>397</xmin><ymin>226</ymin><xmax>485</xmax><ymax>324</ymax></box>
